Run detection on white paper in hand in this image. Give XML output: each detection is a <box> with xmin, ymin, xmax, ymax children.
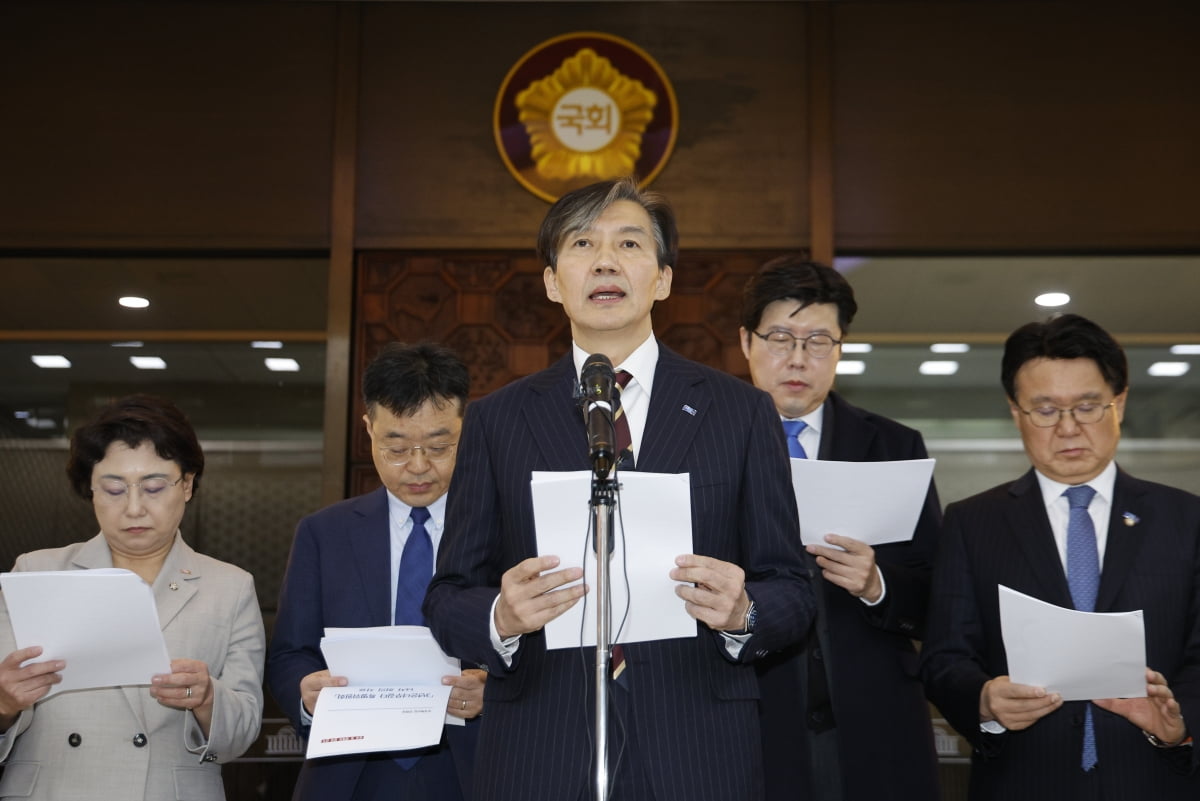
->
<box><xmin>0</xmin><ymin>568</ymin><xmax>171</xmax><ymax>696</ymax></box>
<box><xmin>999</xmin><ymin>585</ymin><xmax>1146</xmax><ymax>701</ymax></box>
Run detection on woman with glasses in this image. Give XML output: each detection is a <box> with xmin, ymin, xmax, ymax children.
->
<box><xmin>0</xmin><ymin>394</ymin><xmax>264</xmax><ymax>801</ymax></box>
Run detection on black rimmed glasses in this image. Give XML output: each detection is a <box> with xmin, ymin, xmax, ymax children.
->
<box><xmin>378</xmin><ymin>443</ymin><xmax>458</xmax><ymax>467</ymax></box>
<box><xmin>752</xmin><ymin>330</ymin><xmax>842</xmax><ymax>359</ymax></box>
<box><xmin>1015</xmin><ymin>400</ymin><xmax>1117</xmax><ymax>428</ymax></box>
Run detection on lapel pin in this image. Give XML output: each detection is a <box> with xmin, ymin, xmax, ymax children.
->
<box><xmin>1122</xmin><ymin>512</ymin><xmax>1140</xmax><ymax>527</ymax></box>
<box><xmin>681</xmin><ymin>404</ymin><xmax>697</xmax><ymax>416</ymax></box>
<box><xmin>169</xmin><ymin>582</ymin><xmax>180</xmax><ymax>591</ymax></box>
<box><xmin>180</xmin><ymin>568</ymin><xmax>192</xmax><ymax>575</ymax></box>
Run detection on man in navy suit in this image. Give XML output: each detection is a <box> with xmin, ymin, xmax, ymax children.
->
<box><xmin>741</xmin><ymin>256</ymin><xmax>942</xmax><ymax>801</ymax></box>
<box><xmin>921</xmin><ymin>314</ymin><xmax>1200</xmax><ymax>799</ymax></box>
<box><xmin>423</xmin><ymin>178</ymin><xmax>814</xmax><ymax>801</ymax></box>
<box><xmin>267</xmin><ymin>342</ymin><xmax>483</xmax><ymax>801</ymax></box>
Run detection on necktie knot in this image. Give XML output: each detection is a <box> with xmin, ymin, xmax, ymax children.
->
<box><xmin>781</xmin><ymin>419</ymin><xmax>807</xmax><ymax>438</ymax></box>
<box><xmin>1064</xmin><ymin>485</ymin><xmax>1096</xmax><ymax>510</ymax></box>
<box><xmin>781</xmin><ymin>420</ymin><xmax>808</xmax><ymax>459</ymax></box>
<box><xmin>615</xmin><ymin>370</ymin><xmax>633</xmax><ymax>391</ymax></box>
<box><xmin>410</xmin><ymin>506</ymin><xmax>431</xmax><ymax>526</ymax></box>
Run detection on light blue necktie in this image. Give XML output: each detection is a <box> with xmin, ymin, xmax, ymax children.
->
<box><xmin>1065</xmin><ymin>485</ymin><xmax>1099</xmax><ymax>771</ymax></box>
<box><xmin>781</xmin><ymin>419</ymin><xmax>808</xmax><ymax>459</ymax></box>
<box><xmin>393</xmin><ymin>506</ymin><xmax>432</xmax><ymax>769</ymax></box>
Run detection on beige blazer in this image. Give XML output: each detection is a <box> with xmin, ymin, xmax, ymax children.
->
<box><xmin>0</xmin><ymin>533</ymin><xmax>265</xmax><ymax>801</ymax></box>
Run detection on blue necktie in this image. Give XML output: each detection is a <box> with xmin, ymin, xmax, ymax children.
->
<box><xmin>393</xmin><ymin>507</ymin><xmax>433</xmax><ymax>770</ymax></box>
<box><xmin>1065</xmin><ymin>485</ymin><xmax>1099</xmax><ymax>771</ymax></box>
<box><xmin>395</xmin><ymin>506</ymin><xmax>433</xmax><ymax>626</ymax></box>
<box><xmin>781</xmin><ymin>419</ymin><xmax>808</xmax><ymax>459</ymax></box>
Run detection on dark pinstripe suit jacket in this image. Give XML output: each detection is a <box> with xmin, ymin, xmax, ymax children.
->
<box><xmin>921</xmin><ymin>467</ymin><xmax>1200</xmax><ymax>800</ymax></box>
<box><xmin>424</xmin><ymin>345</ymin><xmax>815</xmax><ymax>801</ymax></box>
<box><xmin>266</xmin><ymin>488</ymin><xmax>477</xmax><ymax>801</ymax></box>
<box><xmin>757</xmin><ymin>391</ymin><xmax>942</xmax><ymax>801</ymax></box>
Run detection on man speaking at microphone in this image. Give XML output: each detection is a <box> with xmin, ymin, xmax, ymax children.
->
<box><xmin>424</xmin><ymin>177</ymin><xmax>814</xmax><ymax>801</ymax></box>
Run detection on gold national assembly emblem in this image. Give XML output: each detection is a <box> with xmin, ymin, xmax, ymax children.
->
<box><xmin>494</xmin><ymin>32</ymin><xmax>678</xmax><ymax>202</ymax></box>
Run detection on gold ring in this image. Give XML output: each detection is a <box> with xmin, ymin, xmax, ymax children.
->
<box><xmin>185</xmin><ymin>686</ymin><xmax>193</xmax><ymax>699</ymax></box>
<box><xmin>461</xmin><ymin>699</ymin><xmax>467</xmax><ymax>710</ymax></box>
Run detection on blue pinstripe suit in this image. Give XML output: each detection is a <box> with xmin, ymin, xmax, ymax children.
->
<box><xmin>921</xmin><ymin>467</ymin><xmax>1200</xmax><ymax>799</ymax></box>
<box><xmin>424</xmin><ymin>346</ymin><xmax>815</xmax><ymax>801</ymax></box>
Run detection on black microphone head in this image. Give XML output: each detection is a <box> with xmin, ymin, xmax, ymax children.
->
<box><xmin>581</xmin><ymin>353</ymin><xmax>615</xmax><ymax>401</ymax></box>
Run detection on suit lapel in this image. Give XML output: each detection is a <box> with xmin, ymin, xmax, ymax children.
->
<box><xmin>522</xmin><ymin>353</ymin><xmax>591</xmax><ymax>471</ymax></box>
<box><xmin>1007</xmin><ymin>471</ymin><xmax>1075</xmax><ymax>608</ymax></box>
<box><xmin>820</xmin><ymin>393</ymin><xmax>875</xmax><ymax>461</ymax></box>
<box><xmin>1097</xmin><ymin>468</ymin><xmax>1148</xmax><ymax>611</ymax></box>
<box><xmin>348</xmin><ymin>488</ymin><xmax>394</xmax><ymax>626</ymax></box>
<box><xmin>153</xmin><ymin>533</ymin><xmax>199</xmax><ymax>632</ymax></box>
<box><xmin>637</xmin><ymin>346</ymin><xmax>707</xmax><ymax>473</ymax></box>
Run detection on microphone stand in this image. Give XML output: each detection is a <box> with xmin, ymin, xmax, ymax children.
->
<box><xmin>590</xmin><ymin>464</ymin><xmax>617</xmax><ymax>801</ymax></box>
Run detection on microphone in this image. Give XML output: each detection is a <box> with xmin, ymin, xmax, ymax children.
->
<box><xmin>580</xmin><ymin>353</ymin><xmax>617</xmax><ymax>478</ymax></box>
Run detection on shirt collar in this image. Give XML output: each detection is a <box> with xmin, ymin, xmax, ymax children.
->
<box><xmin>783</xmin><ymin>401</ymin><xmax>826</xmax><ymax>440</ymax></box>
<box><xmin>1035</xmin><ymin>459</ymin><xmax>1118</xmax><ymax>508</ymax></box>
<box><xmin>385</xmin><ymin>488</ymin><xmax>449</xmax><ymax>529</ymax></box>
<box><xmin>572</xmin><ymin>334</ymin><xmax>659</xmax><ymax>396</ymax></box>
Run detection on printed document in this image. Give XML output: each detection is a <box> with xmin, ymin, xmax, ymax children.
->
<box><xmin>306</xmin><ymin>626</ymin><xmax>459</xmax><ymax>759</ymax></box>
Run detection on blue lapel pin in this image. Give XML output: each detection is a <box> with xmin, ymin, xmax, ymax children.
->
<box><xmin>681</xmin><ymin>404</ymin><xmax>697</xmax><ymax>416</ymax></box>
<box><xmin>1122</xmin><ymin>511</ymin><xmax>1140</xmax><ymax>527</ymax></box>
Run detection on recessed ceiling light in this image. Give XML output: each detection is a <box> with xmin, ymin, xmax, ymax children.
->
<box><xmin>1147</xmin><ymin>362</ymin><xmax>1190</xmax><ymax>377</ymax></box>
<box><xmin>119</xmin><ymin>296</ymin><xmax>150</xmax><ymax>309</ymax></box>
<box><xmin>842</xmin><ymin>343</ymin><xmax>873</xmax><ymax>354</ymax></box>
<box><xmin>111</xmin><ymin>340</ymin><xmax>144</xmax><ymax>348</ymax></box>
<box><xmin>31</xmin><ymin>355</ymin><xmax>71</xmax><ymax>368</ymax></box>
<box><xmin>1169</xmin><ymin>344</ymin><xmax>1200</xmax><ymax>355</ymax></box>
<box><xmin>130</xmin><ymin>356</ymin><xmax>167</xmax><ymax>370</ymax></box>
<box><xmin>1035</xmin><ymin>292</ymin><xmax>1070</xmax><ymax>308</ymax></box>
<box><xmin>266</xmin><ymin>358</ymin><xmax>301</xmax><ymax>372</ymax></box>
<box><xmin>919</xmin><ymin>360</ymin><xmax>959</xmax><ymax>376</ymax></box>
<box><xmin>930</xmin><ymin>343</ymin><xmax>970</xmax><ymax>353</ymax></box>
<box><xmin>836</xmin><ymin>360</ymin><xmax>866</xmax><ymax>375</ymax></box>
<box><xmin>252</xmin><ymin>341</ymin><xmax>284</xmax><ymax>349</ymax></box>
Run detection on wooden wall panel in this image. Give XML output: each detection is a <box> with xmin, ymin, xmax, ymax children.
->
<box><xmin>832</xmin><ymin>1</ymin><xmax>1200</xmax><ymax>250</ymax></box>
<box><xmin>0</xmin><ymin>1</ymin><xmax>339</xmax><ymax>248</ymax></box>
<box><xmin>349</xmin><ymin>248</ymin><xmax>779</xmax><ymax>489</ymax></box>
<box><xmin>353</xmin><ymin>2</ymin><xmax>811</xmax><ymax>251</ymax></box>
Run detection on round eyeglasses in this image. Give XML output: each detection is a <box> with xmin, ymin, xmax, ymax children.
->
<box><xmin>752</xmin><ymin>330</ymin><xmax>842</xmax><ymax>359</ymax></box>
<box><xmin>1015</xmin><ymin>400</ymin><xmax>1116</xmax><ymax>428</ymax></box>
<box><xmin>92</xmin><ymin>475</ymin><xmax>185</xmax><ymax>504</ymax></box>
<box><xmin>378</xmin><ymin>443</ymin><xmax>458</xmax><ymax>467</ymax></box>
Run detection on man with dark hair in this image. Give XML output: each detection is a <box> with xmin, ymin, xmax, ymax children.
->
<box><xmin>267</xmin><ymin>342</ymin><xmax>482</xmax><ymax>801</ymax></box>
<box><xmin>921</xmin><ymin>313</ymin><xmax>1200</xmax><ymax>799</ymax></box>
<box><xmin>741</xmin><ymin>255</ymin><xmax>942</xmax><ymax>801</ymax></box>
<box><xmin>424</xmin><ymin>178</ymin><xmax>813</xmax><ymax>801</ymax></box>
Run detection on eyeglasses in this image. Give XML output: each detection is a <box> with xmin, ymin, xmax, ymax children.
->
<box><xmin>92</xmin><ymin>475</ymin><xmax>185</xmax><ymax>504</ymax></box>
<box><xmin>378</xmin><ymin>443</ymin><xmax>458</xmax><ymax>467</ymax></box>
<box><xmin>1015</xmin><ymin>400</ymin><xmax>1117</xmax><ymax>428</ymax></box>
<box><xmin>752</xmin><ymin>330</ymin><xmax>842</xmax><ymax>359</ymax></box>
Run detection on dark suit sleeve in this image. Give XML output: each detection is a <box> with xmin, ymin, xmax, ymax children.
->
<box><xmin>868</xmin><ymin>429</ymin><xmax>942</xmax><ymax>639</ymax></box>
<box><xmin>724</xmin><ymin>386</ymin><xmax>815</xmax><ymax>661</ymax></box>
<box><xmin>919</xmin><ymin>500</ymin><xmax>997</xmax><ymax>751</ymax></box>
<box><xmin>1164</xmin><ymin>492</ymin><xmax>1200</xmax><ymax>773</ymax></box>
<box><xmin>424</xmin><ymin>400</ymin><xmax>514</xmax><ymax>676</ymax></box>
<box><xmin>265</xmin><ymin>515</ymin><xmax>331</xmax><ymax>735</ymax></box>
